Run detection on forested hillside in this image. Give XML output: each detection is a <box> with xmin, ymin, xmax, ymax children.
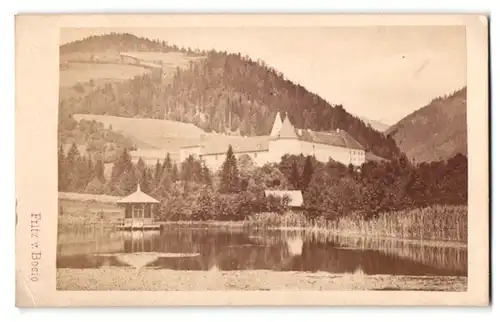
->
<box><xmin>386</xmin><ymin>87</ymin><xmax>467</xmax><ymax>163</ymax></box>
<box><xmin>59</xmin><ymin>33</ymin><xmax>403</xmax><ymax>160</ymax></box>
<box><xmin>60</xmin><ymin>32</ymin><xmax>197</xmax><ymax>55</ymax></box>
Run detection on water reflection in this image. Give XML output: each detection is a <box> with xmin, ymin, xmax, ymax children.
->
<box><xmin>57</xmin><ymin>224</ymin><xmax>467</xmax><ymax>277</ymax></box>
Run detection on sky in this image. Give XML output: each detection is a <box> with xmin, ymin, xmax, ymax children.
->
<box><xmin>61</xmin><ymin>26</ymin><xmax>466</xmax><ymax>126</ymax></box>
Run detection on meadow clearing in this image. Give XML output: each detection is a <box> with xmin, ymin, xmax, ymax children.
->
<box><xmin>60</xmin><ymin>62</ymin><xmax>151</xmax><ymax>88</ymax></box>
<box><xmin>60</xmin><ymin>51</ymin><xmax>206</xmax><ymax>88</ymax></box>
<box><xmin>72</xmin><ymin>114</ymin><xmax>204</xmax><ymax>159</ymax></box>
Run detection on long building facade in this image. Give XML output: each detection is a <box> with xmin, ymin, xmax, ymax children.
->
<box><xmin>179</xmin><ymin>112</ymin><xmax>367</xmax><ymax>172</ymax></box>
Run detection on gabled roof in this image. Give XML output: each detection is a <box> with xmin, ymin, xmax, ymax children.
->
<box><xmin>277</xmin><ymin>114</ymin><xmax>298</xmax><ymax>139</ymax></box>
<box><xmin>265</xmin><ymin>190</ymin><xmax>304</xmax><ymax>207</ymax></box>
<box><xmin>298</xmin><ymin>129</ymin><xmax>365</xmax><ymax>150</ymax></box>
<box><xmin>117</xmin><ymin>184</ymin><xmax>160</xmax><ymax>204</ymax></box>
<box><xmin>186</xmin><ymin>134</ymin><xmax>270</xmax><ymax>156</ymax></box>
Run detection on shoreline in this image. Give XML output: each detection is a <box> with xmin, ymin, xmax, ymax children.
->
<box><xmin>58</xmin><ymin>220</ymin><xmax>467</xmax><ymax>249</ymax></box>
<box><xmin>56</xmin><ymin>268</ymin><xmax>467</xmax><ymax>291</ymax></box>
<box><xmin>159</xmin><ymin>221</ymin><xmax>467</xmax><ymax>249</ymax></box>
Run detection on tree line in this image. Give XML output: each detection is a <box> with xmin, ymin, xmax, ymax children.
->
<box><xmin>59</xmin><ymin>141</ymin><xmax>467</xmax><ymax>221</ymax></box>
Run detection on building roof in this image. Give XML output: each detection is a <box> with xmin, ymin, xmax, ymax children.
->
<box><xmin>116</xmin><ymin>184</ymin><xmax>160</xmax><ymax>204</ymax></box>
<box><xmin>265</xmin><ymin>190</ymin><xmax>304</xmax><ymax>207</ymax></box>
<box><xmin>178</xmin><ymin>111</ymin><xmax>366</xmax><ymax>156</ymax></box>
<box><xmin>194</xmin><ymin>134</ymin><xmax>270</xmax><ymax>156</ymax></box>
<box><xmin>270</xmin><ymin>112</ymin><xmax>283</xmax><ymax>136</ymax></box>
<box><xmin>298</xmin><ymin>129</ymin><xmax>365</xmax><ymax>150</ymax></box>
<box><xmin>365</xmin><ymin>151</ymin><xmax>389</xmax><ymax>162</ymax></box>
<box><xmin>277</xmin><ymin>114</ymin><xmax>298</xmax><ymax>139</ymax></box>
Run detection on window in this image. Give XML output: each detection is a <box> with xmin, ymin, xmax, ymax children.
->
<box><xmin>254</xmin><ymin>153</ymin><xmax>257</xmax><ymax>157</ymax></box>
<box><xmin>133</xmin><ymin>205</ymin><xmax>144</xmax><ymax>219</ymax></box>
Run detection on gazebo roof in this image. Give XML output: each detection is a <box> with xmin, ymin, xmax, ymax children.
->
<box><xmin>116</xmin><ymin>184</ymin><xmax>160</xmax><ymax>204</ymax></box>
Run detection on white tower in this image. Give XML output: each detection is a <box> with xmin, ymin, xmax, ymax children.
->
<box><xmin>270</xmin><ymin>112</ymin><xmax>283</xmax><ymax>136</ymax></box>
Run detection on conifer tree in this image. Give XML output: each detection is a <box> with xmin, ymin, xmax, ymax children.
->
<box><xmin>171</xmin><ymin>163</ymin><xmax>179</xmax><ymax>182</ymax></box>
<box><xmin>193</xmin><ymin>158</ymin><xmax>203</xmax><ymax>182</ymax></box>
<box><xmin>153</xmin><ymin>159</ymin><xmax>162</xmax><ymax>186</ymax></box>
<box><xmin>219</xmin><ymin>145</ymin><xmax>239</xmax><ymax>193</ymax></box>
<box><xmin>202</xmin><ymin>164</ymin><xmax>212</xmax><ymax>187</ymax></box>
<box><xmin>58</xmin><ymin>144</ymin><xmax>67</xmax><ymax>191</ymax></box>
<box><xmin>154</xmin><ymin>163</ymin><xmax>172</xmax><ymax>197</ymax></box>
<box><xmin>180</xmin><ymin>155</ymin><xmax>194</xmax><ymax>181</ymax></box>
<box><xmin>161</xmin><ymin>153</ymin><xmax>172</xmax><ymax>175</ymax></box>
<box><xmin>65</xmin><ymin>143</ymin><xmax>81</xmax><ymax>192</ymax></box>
<box><xmin>108</xmin><ymin>148</ymin><xmax>136</xmax><ymax>195</ymax></box>
<box><xmin>110</xmin><ymin>148</ymin><xmax>132</xmax><ymax>183</ymax></box>
<box><xmin>92</xmin><ymin>158</ymin><xmax>106</xmax><ymax>183</ymax></box>
<box><xmin>117</xmin><ymin>166</ymin><xmax>137</xmax><ymax>196</ymax></box>
<box><xmin>84</xmin><ymin>177</ymin><xmax>105</xmax><ymax>194</ymax></box>
<box><xmin>140</xmin><ymin>167</ymin><xmax>154</xmax><ymax>193</ymax></box>
<box><xmin>301</xmin><ymin>156</ymin><xmax>314</xmax><ymax>190</ymax></box>
<box><xmin>290</xmin><ymin>161</ymin><xmax>300</xmax><ymax>189</ymax></box>
<box><xmin>75</xmin><ymin>155</ymin><xmax>92</xmax><ymax>192</ymax></box>
<box><xmin>135</xmin><ymin>157</ymin><xmax>146</xmax><ymax>178</ymax></box>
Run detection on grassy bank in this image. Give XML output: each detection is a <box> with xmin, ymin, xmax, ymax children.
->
<box><xmin>245</xmin><ymin>205</ymin><xmax>467</xmax><ymax>243</ymax></box>
<box><xmin>58</xmin><ymin>195</ymin><xmax>123</xmax><ymax>226</ymax></box>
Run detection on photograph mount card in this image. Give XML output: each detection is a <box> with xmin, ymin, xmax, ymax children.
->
<box><xmin>15</xmin><ymin>14</ymin><xmax>489</xmax><ymax>307</ymax></box>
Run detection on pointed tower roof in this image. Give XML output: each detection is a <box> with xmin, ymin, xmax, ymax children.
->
<box><xmin>277</xmin><ymin>112</ymin><xmax>298</xmax><ymax>139</ymax></box>
<box><xmin>270</xmin><ymin>111</ymin><xmax>283</xmax><ymax>136</ymax></box>
<box><xmin>116</xmin><ymin>183</ymin><xmax>160</xmax><ymax>204</ymax></box>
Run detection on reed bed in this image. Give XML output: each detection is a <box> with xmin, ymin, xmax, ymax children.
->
<box><xmin>246</xmin><ymin>205</ymin><xmax>467</xmax><ymax>243</ymax></box>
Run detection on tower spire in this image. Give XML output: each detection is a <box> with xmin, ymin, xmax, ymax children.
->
<box><xmin>270</xmin><ymin>111</ymin><xmax>283</xmax><ymax>136</ymax></box>
<box><xmin>277</xmin><ymin>112</ymin><xmax>298</xmax><ymax>139</ymax></box>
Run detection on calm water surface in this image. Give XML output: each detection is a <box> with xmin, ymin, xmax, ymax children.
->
<box><xmin>57</xmin><ymin>224</ymin><xmax>467</xmax><ymax>277</ymax></box>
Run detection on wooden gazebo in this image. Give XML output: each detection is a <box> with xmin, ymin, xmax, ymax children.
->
<box><xmin>116</xmin><ymin>184</ymin><xmax>160</xmax><ymax>230</ymax></box>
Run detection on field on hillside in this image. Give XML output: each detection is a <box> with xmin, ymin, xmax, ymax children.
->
<box><xmin>60</xmin><ymin>62</ymin><xmax>150</xmax><ymax>88</ymax></box>
<box><xmin>59</xmin><ymin>51</ymin><xmax>206</xmax><ymax>89</ymax></box>
<box><xmin>72</xmin><ymin>114</ymin><xmax>204</xmax><ymax>158</ymax></box>
<box><xmin>121</xmin><ymin>52</ymin><xmax>205</xmax><ymax>66</ymax></box>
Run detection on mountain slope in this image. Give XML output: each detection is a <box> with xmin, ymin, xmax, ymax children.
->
<box><xmin>59</xmin><ymin>33</ymin><xmax>403</xmax><ymax>160</ymax></box>
<box><xmin>386</xmin><ymin>87</ymin><xmax>467</xmax><ymax>163</ymax></box>
<box><xmin>358</xmin><ymin>117</ymin><xmax>390</xmax><ymax>132</ymax></box>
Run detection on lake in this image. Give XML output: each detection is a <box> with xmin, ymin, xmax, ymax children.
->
<box><xmin>57</xmin><ymin>223</ymin><xmax>467</xmax><ymax>277</ymax></box>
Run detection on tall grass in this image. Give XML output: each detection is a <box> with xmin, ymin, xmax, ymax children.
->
<box><xmin>246</xmin><ymin>205</ymin><xmax>467</xmax><ymax>243</ymax></box>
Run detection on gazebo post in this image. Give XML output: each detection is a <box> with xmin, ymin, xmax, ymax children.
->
<box><xmin>131</xmin><ymin>203</ymin><xmax>134</xmax><ymax>229</ymax></box>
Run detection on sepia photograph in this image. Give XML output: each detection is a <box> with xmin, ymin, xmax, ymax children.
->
<box><xmin>15</xmin><ymin>14</ymin><xmax>489</xmax><ymax>306</ymax></box>
<box><xmin>56</xmin><ymin>25</ymin><xmax>469</xmax><ymax>292</ymax></box>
